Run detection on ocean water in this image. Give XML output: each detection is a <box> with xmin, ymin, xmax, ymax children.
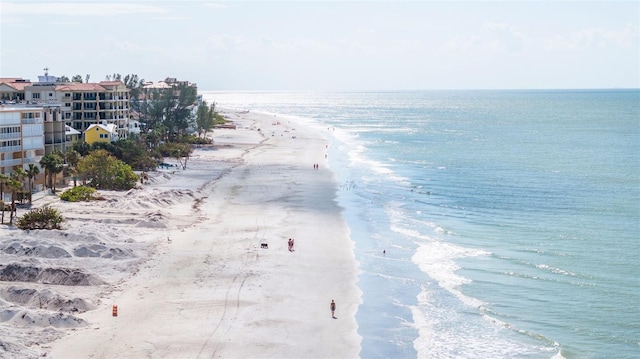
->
<box><xmin>203</xmin><ymin>90</ymin><xmax>640</xmax><ymax>359</ymax></box>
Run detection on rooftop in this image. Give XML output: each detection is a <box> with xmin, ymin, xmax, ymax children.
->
<box><xmin>55</xmin><ymin>83</ymin><xmax>107</xmax><ymax>91</ymax></box>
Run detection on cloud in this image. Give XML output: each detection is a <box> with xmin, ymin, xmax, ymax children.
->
<box><xmin>201</xmin><ymin>2</ymin><xmax>228</xmax><ymax>10</ymax></box>
<box><xmin>440</xmin><ymin>22</ymin><xmax>526</xmax><ymax>56</ymax></box>
<box><xmin>484</xmin><ymin>22</ymin><xmax>510</xmax><ymax>31</ymax></box>
<box><xmin>104</xmin><ymin>37</ymin><xmax>148</xmax><ymax>54</ymax></box>
<box><xmin>483</xmin><ymin>22</ymin><xmax>526</xmax><ymax>53</ymax></box>
<box><xmin>2</xmin><ymin>1</ymin><xmax>167</xmax><ymax>17</ymax></box>
<box><xmin>442</xmin><ymin>35</ymin><xmax>483</xmax><ymax>53</ymax></box>
<box><xmin>152</xmin><ymin>16</ymin><xmax>190</xmax><ymax>21</ymax></box>
<box><xmin>546</xmin><ymin>24</ymin><xmax>640</xmax><ymax>51</ymax></box>
<box><xmin>205</xmin><ymin>34</ymin><xmax>252</xmax><ymax>53</ymax></box>
<box><xmin>202</xmin><ymin>33</ymin><xmax>335</xmax><ymax>60</ymax></box>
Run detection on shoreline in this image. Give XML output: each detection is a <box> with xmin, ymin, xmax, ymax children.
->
<box><xmin>0</xmin><ymin>109</ymin><xmax>362</xmax><ymax>358</ymax></box>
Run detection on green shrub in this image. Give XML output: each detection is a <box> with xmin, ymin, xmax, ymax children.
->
<box><xmin>60</xmin><ymin>186</ymin><xmax>98</xmax><ymax>202</ymax></box>
<box><xmin>17</xmin><ymin>206</ymin><xmax>64</xmax><ymax>230</ymax></box>
<box><xmin>76</xmin><ymin>149</ymin><xmax>139</xmax><ymax>190</ymax></box>
<box><xmin>187</xmin><ymin>136</ymin><xmax>212</xmax><ymax>145</ymax></box>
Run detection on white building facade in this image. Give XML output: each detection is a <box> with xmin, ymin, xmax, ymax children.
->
<box><xmin>0</xmin><ymin>105</ymin><xmax>46</xmax><ymax>199</ymax></box>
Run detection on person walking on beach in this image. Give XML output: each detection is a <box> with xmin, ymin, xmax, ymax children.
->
<box><xmin>330</xmin><ymin>300</ymin><xmax>336</xmax><ymax>318</ymax></box>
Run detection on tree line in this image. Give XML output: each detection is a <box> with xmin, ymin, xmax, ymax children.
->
<box><xmin>3</xmin><ymin>72</ymin><xmax>221</xmax><ymax>198</ymax></box>
<box><xmin>57</xmin><ymin>72</ymin><xmax>223</xmax><ymax>144</ymax></box>
<box><xmin>1</xmin><ymin>72</ymin><xmax>228</xmax><ymax>227</ymax></box>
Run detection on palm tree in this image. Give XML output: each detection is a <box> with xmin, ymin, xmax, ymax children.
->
<box><xmin>39</xmin><ymin>151</ymin><xmax>65</xmax><ymax>193</ymax></box>
<box><xmin>0</xmin><ymin>173</ymin><xmax>8</xmax><ymax>204</ymax></box>
<box><xmin>11</xmin><ymin>167</ymin><xmax>27</xmax><ymax>205</ymax></box>
<box><xmin>65</xmin><ymin>149</ymin><xmax>81</xmax><ymax>187</ymax></box>
<box><xmin>5</xmin><ymin>178</ymin><xmax>22</xmax><ymax>225</ymax></box>
<box><xmin>26</xmin><ymin>163</ymin><xmax>40</xmax><ymax>203</ymax></box>
<box><xmin>0</xmin><ymin>173</ymin><xmax>8</xmax><ymax>224</ymax></box>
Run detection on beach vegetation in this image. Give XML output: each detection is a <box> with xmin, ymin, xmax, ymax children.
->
<box><xmin>139</xmin><ymin>83</ymin><xmax>197</xmax><ymax>142</ymax></box>
<box><xmin>0</xmin><ymin>174</ymin><xmax>15</xmax><ymax>224</ymax></box>
<box><xmin>1</xmin><ymin>166</ymin><xmax>37</xmax><ymax>224</ymax></box>
<box><xmin>0</xmin><ymin>173</ymin><xmax>8</xmax><ymax>206</ymax></box>
<box><xmin>105</xmin><ymin>138</ymin><xmax>158</xmax><ymax>171</ymax></box>
<box><xmin>158</xmin><ymin>142</ymin><xmax>192</xmax><ymax>170</ymax></box>
<box><xmin>76</xmin><ymin>150</ymin><xmax>139</xmax><ymax>190</ymax></box>
<box><xmin>167</xmin><ymin>84</ymin><xmax>198</xmax><ymax>141</ymax></box>
<box><xmin>10</xmin><ymin>167</ymin><xmax>30</xmax><ymax>207</ymax></box>
<box><xmin>71</xmin><ymin>141</ymin><xmax>92</xmax><ymax>157</ymax></box>
<box><xmin>144</xmin><ymin>127</ymin><xmax>164</xmax><ymax>150</ymax></box>
<box><xmin>77</xmin><ymin>138</ymin><xmax>159</xmax><ymax>172</ymax></box>
<box><xmin>196</xmin><ymin>100</ymin><xmax>216</xmax><ymax>139</ymax></box>
<box><xmin>106</xmin><ymin>73</ymin><xmax>145</xmax><ymax>110</ymax></box>
<box><xmin>1</xmin><ymin>178</ymin><xmax>21</xmax><ymax>225</ymax></box>
<box><xmin>64</xmin><ymin>149</ymin><xmax>81</xmax><ymax>187</ymax></box>
<box><xmin>89</xmin><ymin>141</ymin><xmax>119</xmax><ymax>157</ymax></box>
<box><xmin>0</xmin><ymin>173</ymin><xmax>11</xmax><ymax>219</ymax></box>
<box><xmin>26</xmin><ymin>163</ymin><xmax>40</xmax><ymax>203</ymax></box>
<box><xmin>39</xmin><ymin>151</ymin><xmax>65</xmax><ymax>193</ymax></box>
<box><xmin>60</xmin><ymin>185</ymin><xmax>98</xmax><ymax>202</ymax></box>
<box><xmin>16</xmin><ymin>206</ymin><xmax>64</xmax><ymax>230</ymax></box>
<box><xmin>186</xmin><ymin>135</ymin><xmax>212</xmax><ymax>145</ymax></box>
<box><xmin>214</xmin><ymin>112</ymin><xmax>227</xmax><ymax>125</ymax></box>
<box><xmin>140</xmin><ymin>98</ymin><xmax>169</xmax><ymax>140</ymax></box>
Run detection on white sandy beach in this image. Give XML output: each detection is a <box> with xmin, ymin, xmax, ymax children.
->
<box><xmin>0</xmin><ymin>110</ymin><xmax>361</xmax><ymax>358</ymax></box>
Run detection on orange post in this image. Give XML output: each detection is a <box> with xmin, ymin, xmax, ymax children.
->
<box><xmin>112</xmin><ymin>305</ymin><xmax>118</xmax><ymax>317</ymax></box>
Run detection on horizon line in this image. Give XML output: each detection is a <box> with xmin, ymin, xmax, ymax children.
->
<box><xmin>200</xmin><ymin>88</ymin><xmax>640</xmax><ymax>93</ymax></box>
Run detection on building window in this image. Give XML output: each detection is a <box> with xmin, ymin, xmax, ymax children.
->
<box><xmin>0</xmin><ymin>126</ymin><xmax>21</xmax><ymax>134</ymax></box>
<box><xmin>32</xmin><ymin>93</ymin><xmax>40</xmax><ymax>99</ymax></box>
<box><xmin>21</xmin><ymin>112</ymin><xmax>38</xmax><ymax>119</ymax></box>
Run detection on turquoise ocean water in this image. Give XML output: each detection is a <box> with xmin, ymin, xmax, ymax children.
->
<box><xmin>203</xmin><ymin>90</ymin><xmax>640</xmax><ymax>359</ymax></box>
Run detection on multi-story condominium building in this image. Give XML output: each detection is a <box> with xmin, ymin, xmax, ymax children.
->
<box><xmin>25</xmin><ymin>76</ymin><xmax>131</xmax><ymax>139</ymax></box>
<box><xmin>57</xmin><ymin>81</ymin><xmax>130</xmax><ymax>138</ymax></box>
<box><xmin>21</xmin><ymin>73</ymin><xmax>69</xmax><ymax>154</ymax></box>
<box><xmin>140</xmin><ymin>77</ymin><xmax>198</xmax><ymax>103</ymax></box>
<box><xmin>0</xmin><ymin>104</ymin><xmax>46</xmax><ymax>199</ymax></box>
<box><xmin>0</xmin><ymin>78</ymin><xmax>31</xmax><ymax>103</ymax></box>
<box><xmin>41</xmin><ymin>104</ymin><xmax>67</xmax><ymax>154</ymax></box>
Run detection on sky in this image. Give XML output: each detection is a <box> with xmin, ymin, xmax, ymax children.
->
<box><xmin>0</xmin><ymin>0</ymin><xmax>638</xmax><ymax>91</ymax></box>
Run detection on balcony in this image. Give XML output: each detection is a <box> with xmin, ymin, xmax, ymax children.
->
<box><xmin>0</xmin><ymin>145</ymin><xmax>21</xmax><ymax>152</ymax></box>
<box><xmin>22</xmin><ymin>157</ymin><xmax>40</xmax><ymax>164</ymax></box>
<box><xmin>21</xmin><ymin>118</ymin><xmax>43</xmax><ymax>125</ymax></box>
<box><xmin>0</xmin><ymin>158</ymin><xmax>22</xmax><ymax>167</ymax></box>
<box><xmin>0</xmin><ymin>133</ymin><xmax>21</xmax><ymax>140</ymax></box>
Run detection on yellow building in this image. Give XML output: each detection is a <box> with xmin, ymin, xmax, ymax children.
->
<box><xmin>84</xmin><ymin>123</ymin><xmax>118</xmax><ymax>145</ymax></box>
